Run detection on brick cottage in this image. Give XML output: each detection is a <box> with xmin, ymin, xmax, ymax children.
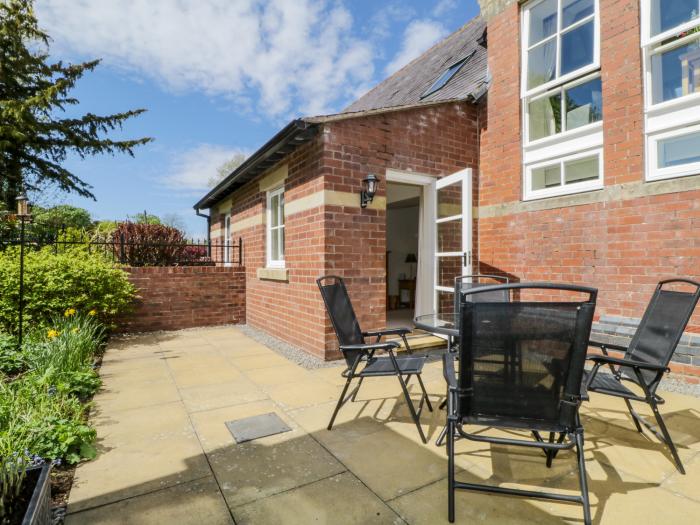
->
<box><xmin>194</xmin><ymin>0</ymin><xmax>700</xmax><ymax>373</ymax></box>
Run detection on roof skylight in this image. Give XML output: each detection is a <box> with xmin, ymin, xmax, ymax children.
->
<box><xmin>421</xmin><ymin>51</ymin><xmax>474</xmax><ymax>99</ymax></box>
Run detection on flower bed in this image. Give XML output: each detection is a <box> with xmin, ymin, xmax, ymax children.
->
<box><xmin>0</xmin><ymin>248</ymin><xmax>135</xmax><ymax>523</ymax></box>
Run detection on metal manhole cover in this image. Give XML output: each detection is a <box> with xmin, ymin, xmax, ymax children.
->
<box><xmin>225</xmin><ymin>412</ymin><xmax>292</xmax><ymax>443</ymax></box>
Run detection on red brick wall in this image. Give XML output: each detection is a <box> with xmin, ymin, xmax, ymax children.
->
<box><xmin>118</xmin><ymin>266</ymin><xmax>246</xmax><ymax>333</ymax></box>
<box><xmin>214</xmin><ymin>102</ymin><xmax>480</xmax><ymax>359</ymax></box>
<box><xmin>215</xmin><ymin>139</ymin><xmax>329</xmax><ymax>358</ymax></box>
<box><xmin>320</xmin><ymin>103</ymin><xmax>480</xmax><ymax>353</ymax></box>
<box><xmin>479</xmin><ymin>0</ymin><xmax>700</xmax><ymax>335</ymax></box>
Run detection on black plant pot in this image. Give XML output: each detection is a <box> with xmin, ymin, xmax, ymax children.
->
<box><xmin>20</xmin><ymin>464</ymin><xmax>51</xmax><ymax>525</ymax></box>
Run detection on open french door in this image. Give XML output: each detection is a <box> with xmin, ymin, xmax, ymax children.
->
<box><xmin>434</xmin><ymin>168</ymin><xmax>472</xmax><ymax>315</ymax></box>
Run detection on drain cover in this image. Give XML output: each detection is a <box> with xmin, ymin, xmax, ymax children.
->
<box><xmin>225</xmin><ymin>412</ymin><xmax>292</xmax><ymax>443</ymax></box>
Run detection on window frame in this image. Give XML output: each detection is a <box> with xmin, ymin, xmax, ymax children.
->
<box><xmin>521</xmin><ymin>0</ymin><xmax>603</xmax><ymax>201</ymax></box>
<box><xmin>641</xmin><ymin>0</ymin><xmax>700</xmax><ymax>47</ymax></box>
<box><xmin>524</xmin><ymin>71</ymin><xmax>603</xmax><ymax>145</ymax></box>
<box><xmin>265</xmin><ymin>186</ymin><xmax>285</xmax><ymax>269</ymax></box>
<box><xmin>520</xmin><ymin>0</ymin><xmax>601</xmax><ymax>98</ymax></box>
<box><xmin>647</xmin><ymin>122</ymin><xmax>700</xmax><ymax>181</ymax></box>
<box><xmin>641</xmin><ymin>0</ymin><xmax>700</xmax><ymax>182</ymax></box>
<box><xmin>523</xmin><ymin>148</ymin><xmax>604</xmax><ymax>201</ymax></box>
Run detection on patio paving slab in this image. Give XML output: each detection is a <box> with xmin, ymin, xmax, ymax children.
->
<box><xmin>68</xmin><ymin>325</ymin><xmax>700</xmax><ymax>524</ymax></box>
<box><xmin>66</xmin><ymin>475</ymin><xmax>233</xmax><ymax>525</ymax></box>
<box><xmin>68</xmin><ymin>402</ymin><xmax>210</xmax><ymax>512</ymax></box>
<box><xmin>92</xmin><ymin>377</ymin><xmax>181</xmax><ymax>413</ymax></box>
<box><xmin>207</xmin><ymin>429</ymin><xmax>346</xmax><ymax>508</ymax></box>
<box><xmin>179</xmin><ymin>377</ymin><xmax>268</xmax><ymax>413</ymax></box>
<box><xmin>233</xmin><ymin>472</ymin><xmax>402</xmax><ymax>525</ymax></box>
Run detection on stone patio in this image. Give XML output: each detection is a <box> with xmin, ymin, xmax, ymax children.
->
<box><xmin>66</xmin><ymin>326</ymin><xmax>700</xmax><ymax>524</ymax></box>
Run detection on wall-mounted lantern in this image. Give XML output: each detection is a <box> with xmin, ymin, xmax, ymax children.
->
<box><xmin>360</xmin><ymin>174</ymin><xmax>379</xmax><ymax>208</ymax></box>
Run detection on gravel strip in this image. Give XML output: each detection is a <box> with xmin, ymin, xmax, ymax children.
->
<box><xmin>657</xmin><ymin>375</ymin><xmax>700</xmax><ymax>397</ymax></box>
<box><xmin>237</xmin><ymin>324</ymin><xmax>343</xmax><ymax>370</ymax></box>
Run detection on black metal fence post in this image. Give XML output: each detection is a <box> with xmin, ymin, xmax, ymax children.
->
<box><xmin>18</xmin><ymin>216</ymin><xmax>26</xmax><ymax>350</ymax></box>
<box><xmin>238</xmin><ymin>237</ymin><xmax>243</xmax><ymax>266</ymax></box>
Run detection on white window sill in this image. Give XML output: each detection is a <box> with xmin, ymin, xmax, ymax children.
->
<box><xmin>257</xmin><ymin>267</ymin><xmax>289</xmax><ymax>281</ymax></box>
<box><xmin>523</xmin><ymin>181</ymin><xmax>604</xmax><ymax>202</ymax></box>
<box><xmin>646</xmin><ymin>169</ymin><xmax>700</xmax><ymax>183</ymax></box>
<box><xmin>524</xmin><ymin>121</ymin><xmax>603</xmax><ymax>151</ymax></box>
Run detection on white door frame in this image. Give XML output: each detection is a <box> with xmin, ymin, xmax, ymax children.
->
<box><xmin>385</xmin><ymin>169</ymin><xmax>436</xmax><ymax>317</ymax></box>
<box><xmin>434</xmin><ymin>168</ymin><xmax>473</xmax><ymax>312</ymax></box>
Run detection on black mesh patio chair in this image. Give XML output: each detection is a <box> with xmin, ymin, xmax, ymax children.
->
<box><xmin>435</xmin><ymin>274</ymin><xmax>512</xmax><ymax>444</ymax></box>
<box><xmin>317</xmin><ymin>275</ymin><xmax>433</xmax><ymax>443</ymax></box>
<box><xmin>444</xmin><ymin>283</ymin><xmax>597</xmax><ymax>524</ymax></box>
<box><xmin>583</xmin><ymin>278</ymin><xmax>700</xmax><ymax>474</ymax></box>
<box><xmin>453</xmin><ymin>274</ymin><xmax>510</xmax><ymax>319</ymax></box>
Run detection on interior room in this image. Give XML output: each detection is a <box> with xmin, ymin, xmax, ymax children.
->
<box><xmin>386</xmin><ymin>182</ymin><xmax>421</xmax><ymax>329</ymax></box>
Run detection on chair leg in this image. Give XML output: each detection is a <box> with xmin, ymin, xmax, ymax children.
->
<box><xmin>624</xmin><ymin>398</ymin><xmax>643</xmax><ymax>433</ymax></box>
<box><xmin>401</xmin><ymin>333</ymin><xmax>412</xmax><ymax>354</ymax></box>
<box><xmin>416</xmin><ymin>374</ymin><xmax>433</xmax><ymax>412</ymax></box>
<box><xmin>447</xmin><ymin>419</ymin><xmax>456</xmax><ymax>523</ymax></box>
<box><xmin>350</xmin><ymin>376</ymin><xmax>364</xmax><ymax>402</ymax></box>
<box><xmin>328</xmin><ymin>375</ymin><xmax>353</xmax><ymax>431</ymax></box>
<box><xmin>436</xmin><ymin>424</ymin><xmax>448</xmax><ymax>447</ymax></box>
<box><xmin>396</xmin><ymin>373</ymin><xmax>428</xmax><ymax>443</ymax></box>
<box><xmin>545</xmin><ymin>432</ymin><xmax>555</xmax><ymax>468</ymax></box>
<box><xmin>650</xmin><ymin>401</ymin><xmax>685</xmax><ymax>475</ymax></box>
<box><xmin>575</xmin><ymin>430</ymin><xmax>592</xmax><ymax>525</ymax></box>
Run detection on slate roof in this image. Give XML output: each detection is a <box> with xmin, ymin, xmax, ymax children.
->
<box><xmin>343</xmin><ymin>16</ymin><xmax>488</xmax><ymax>115</ymax></box>
<box><xmin>195</xmin><ymin>16</ymin><xmax>488</xmax><ymax>210</ymax></box>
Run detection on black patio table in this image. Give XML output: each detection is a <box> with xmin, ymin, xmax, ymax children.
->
<box><xmin>414</xmin><ymin>313</ymin><xmax>459</xmax><ymax>444</ymax></box>
<box><xmin>413</xmin><ymin>313</ymin><xmax>459</xmax><ymax>339</ymax></box>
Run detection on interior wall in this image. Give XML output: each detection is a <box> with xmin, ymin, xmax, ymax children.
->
<box><xmin>386</xmin><ymin>204</ymin><xmax>420</xmax><ymax>298</ymax></box>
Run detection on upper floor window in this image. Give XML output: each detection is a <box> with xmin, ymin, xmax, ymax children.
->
<box><xmin>266</xmin><ymin>186</ymin><xmax>285</xmax><ymax>268</ymax></box>
<box><xmin>521</xmin><ymin>0</ymin><xmax>603</xmax><ymax>200</ymax></box>
<box><xmin>642</xmin><ymin>1</ymin><xmax>700</xmax><ymax>181</ymax></box>
<box><xmin>523</xmin><ymin>0</ymin><xmax>599</xmax><ymax>94</ymax></box>
<box><xmin>647</xmin><ymin>0</ymin><xmax>700</xmax><ymax>40</ymax></box>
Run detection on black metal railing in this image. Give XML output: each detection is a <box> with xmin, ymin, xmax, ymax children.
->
<box><xmin>0</xmin><ymin>231</ymin><xmax>243</xmax><ymax>267</ymax></box>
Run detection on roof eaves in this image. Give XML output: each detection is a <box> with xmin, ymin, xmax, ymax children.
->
<box><xmin>193</xmin><ymin>119</ymin><xmax>316</xmax><ymax>210</ymax></box>
<box><xmin>305</xmin><ymin>98</ymin><xmax>471</xmax><ymax>124</ymax></box>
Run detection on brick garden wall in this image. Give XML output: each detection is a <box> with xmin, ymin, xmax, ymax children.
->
<box><xmin>478</xmin><ymin>0</ymin><xmax>700</xmax><ymax>372</ymax></box>
<box><xmin>118</xmin><ymin>266</ymin><xmax>246</xmax><ymax>333</ymax></box>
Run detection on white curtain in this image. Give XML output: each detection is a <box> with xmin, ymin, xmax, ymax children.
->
<box><xmin>414</xmin><ymin>181</ymin><xmax>436</xmax><ymax>316</ymax></box>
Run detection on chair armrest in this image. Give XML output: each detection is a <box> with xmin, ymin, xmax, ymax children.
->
<box><xmin>340</xmin><ymin>341</ymin><xmax>400</xmax><ymax>353</ymax></box>
<box><xmin>588</xmin><ymin>340</ymin><xmax>629</xmax><ymax>353</ymax></box>
<box><xmin>363</xmin><ymin>328</ymin><xmax>411</xmax><ymax>338</ymax></box>
<box><xmin>442</xmin><ymin>352</ymin><xmax>457</xmax><ymax>389</ymax></box>
<box><xmin>586</xmin><ymin>354</ymin><xmax>669</xmax><ymax>372</ymax></box>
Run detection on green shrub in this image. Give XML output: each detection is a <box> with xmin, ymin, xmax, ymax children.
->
<box><xmin>0</xmin><ymin>247</ymin><xmax>135</xmax><ymax>333</ymax></box>
<box><xmin>0</xmin><ymin>376</ymin><xmax>96</xmax><ymax>464</ymax></box>
<box><xmin>0</xmin><ymin>333</ymin><xmax>25</xmax><ymax>375</ymax></box>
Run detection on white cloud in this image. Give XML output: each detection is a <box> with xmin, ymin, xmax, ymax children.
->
<box><xmin>164</xmin><ymin>144</ymin><xmax>249</xmax><ymax>192</ymax></box>
<box><xmin>384</xmin><ymin>19</ymin><xmax>448</xmax><ymax>75</ymax></box>
<box><xmin>368</xmin><ymin>4</ymin><xmax>416</xmax><ymax>42</ymax></box>
<box><xmin>432</xmin><ymin>0</ymin><xmax>458</xmax><ymax>17</ymax></box>
<box><xmin>35</xmin><ymin>0</ymin><xmax>375</xmax><ymax>117</ymax></box>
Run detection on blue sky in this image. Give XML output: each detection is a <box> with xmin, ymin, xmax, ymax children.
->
<box><xmin>34</xmin><ymin>0</ymin><xmax>480</xmax><ymax>237</ymax></box>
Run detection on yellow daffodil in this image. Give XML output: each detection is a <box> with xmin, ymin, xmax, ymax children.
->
<box><xmin>47</xmin><ymin>329</ymin><xmax>59</xmax><ymax>339</ymax></box>
<box><xmin>88</xmin><ymin>309</ymin><xmax>97</xmax><ymax>316</ymax></box>
<box><xmin>71</xmin><ymin>327</ymin><xmax>80</xmax><ymax>334</ymax></box>
<box><xmin>64</xmin><ymin>308</ymin><xmax>76</xmax><ymax>317</ymax></box>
